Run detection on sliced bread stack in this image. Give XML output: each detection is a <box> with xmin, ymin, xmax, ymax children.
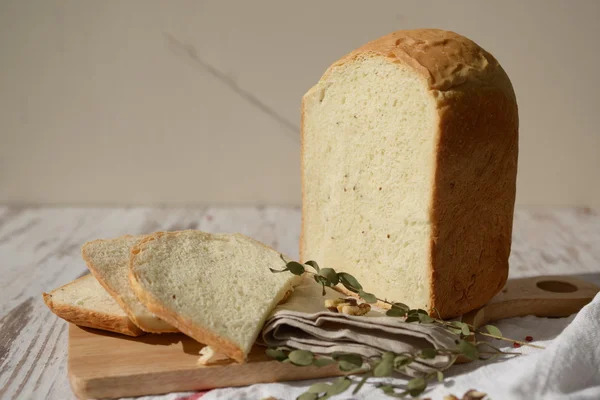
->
<box><xmin>42</xmin><ymin>230</ymin><xmax>299</xmax><ymax>363</ymax></box>
<box><xmin>82</xmin><ymin>235</ymin><xmax>176</xmax><ymax>333</ymax></box>
<box><xmin>43</xmin><ymin>273</ymin><xmax>144</xmax><ymax>337</ymax></box>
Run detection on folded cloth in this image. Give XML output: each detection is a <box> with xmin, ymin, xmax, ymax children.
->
<box><xmin>470</xmin><ymin>291</ymin><xmax>600</xmax><ymax>400</ymax></box>
<box><xmin>259</xmin><ymin>279</ymin><xmax>458</xmax><ymax>377</ymax></box>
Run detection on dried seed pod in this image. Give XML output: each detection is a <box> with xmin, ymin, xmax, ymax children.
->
<box><xmin>336</xmin><ymin>303</ymin><xmax>352</xmax><ymax>313</ymax></box>
<box><xmin>324</xmin><ymin>298</ymin><xmax>346</xmax><ymax>310</ymax></box>
<box><xmin>338</xmin><ymin>303</ymin><xmax>371</xmax><ymax>316</ymax></box>
<box><xmin>463</xmin><ymin>390</ymin><xmax>487</xmax><ymax>400</ymax></box>
<box><xmin>344</xmin><ymin>297</ymin><xmax>358</xmax><ymax>306</ymax></box>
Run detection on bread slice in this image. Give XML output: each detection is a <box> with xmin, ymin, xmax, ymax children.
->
<box><xmin>42</xmin><ymin>274</ymin><xmax>144</xmax><ymax>336</ymax></box>
<box><xmin>300</xmin><ymin>29</ymin><xmax>518</xmax><ymax>318</ymax></box>
<box><xmin>82</xmin><ymin>235</ymin><xmax>177</xmax><ymax>333</ymax></box>
<box><xmin>129</xmin><ymin>230</ymin><xmax>300</xmax><ymax>363</ymax></box>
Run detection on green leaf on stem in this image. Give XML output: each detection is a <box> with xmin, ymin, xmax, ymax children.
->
<box><xmin>359</xmin><ymin>290</ymin><xmax>377</xmax><ymax>304</ymax></box>
<box><xmin>485</xmin><ymin>324</ymin><xmax>502</xmax><ymax>337</ymax></box>
<box><xmin>265</xmin><ymin>348</ymin><xmax>287</xmax><ymax>361</ymax></box>
<box><xmin>307</xmin><ymin>382</ymin><xmax>331</xmax><ymax>393</ymax></box>
<box><xmin>447</xmin><ymin>326</ymin><xmax>463</xmax><ymax>335</ymax></box>
<box><xmin>392</xmin><ymin>302</ymin><xmax>409</xmax><ymax>312</ymax></box>
<box><xmin>327</xmin><ymin>377</ymin><xmax>352</xmax><ymax>395</ymax></box>
<box><xmin>458</xmin><ymin>339</ymin><xmax>479</xmax><ymax>360</ymax></box>
<box><xmin>304</xmin><ymin>260</ymin><xmax>320</xmax><ymax>272</ymax></box>
<box><xmin>313</xmin><ymin>275</ymin><xmax>328</xmax><ymax>295</ymax></box>
<box><xmin>462</xmin><ymin>324</ymin><xmax>472</xmax><ymax>336</ymax></box>
<box><xmin>386</xmin><ymin>308</ymin><xmax>406</xmax><ymax>317</ymax></box>
<box><xmin>338</xmin><ymin>272</ymin><xmax>362</xmax><ymax>292</ymax></box>
<box><xmin>313</xmin><ymin>357</ymin><xmax>336</xmax><ymax>367</ymax></box>
<box><xmin>448</xmin><ymin>321</ymin><xmax>471</xmax><ymax>336</ymax></box>
<box><xmin>420</xmin><ymin>348</ymin><xmax>437</xmax><ymax>359</ymax></box>
<box><xmin>286</xmin><ymin>261</ymin><xmax>306</xmax><ymax>276</ymax></box>
<box><xmin>419</xmin><ymin>314</ymin><xmax>434</xmax><ymax>324</ymax></box>
<box><xmin>407</xmin><ymin>377</ymin><xmax>427</xmax><ymax>396</ymax></box>
<box><xmin>297</xmin><ymin>392</ymin><xmax>318</xmax><ymax>400</ymax></box>
<box><xmin>319</xmin><ymin>268</ymin><xmax>339</xmax><ymax>285</ymax></box>
<box><xmin>288</xmin><ymin>350</ymin><xmax>314</xmax><ymax>366</ymax></box>
<box><xmin>331</xmin><ymin>353</ymin><xmax>363</xmax><ymax>367</ymax></box>
<box><xmin>373</xmin><ymin>359</ymin><xmax>394</xmax><ymax>377</ymax></box>
<box><xmin>394</xmin><ymin>355</ymin><xmax>413</xmax><ymax>369</ymax></box>
<box><xmin>338</xmin><ymin>360</ymin><xmax>360</xmax><ymax>372</ymax></box>
<box><xmin>405</xmin><ymin>315</ymin><xmax>420</xmax><ymax>323</ymax></box>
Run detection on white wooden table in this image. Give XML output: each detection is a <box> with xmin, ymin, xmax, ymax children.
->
<box><xmin>1</xmin><ymin>206</ymin><xmax>599</xmax><ymax>399</ymax></box>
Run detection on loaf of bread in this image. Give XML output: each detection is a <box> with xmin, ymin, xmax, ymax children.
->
<box><xmin>300</xmin><ymin>29</ymin><xmax>518</xmax><ymax>318</ymax></box>
<box><xmin>42</xmin><ymin>274</ymin><xmax>144</xmax><ymax>336</ymax></box>
<box><xmin>82</xmin><ymin>235</ymin><xmax>177</xmax><ymax>333</ymax></box>
<box><xmin>128</xmin><ymin>230</ymin><xmax>300</xmax><ymax>363</ymax></box>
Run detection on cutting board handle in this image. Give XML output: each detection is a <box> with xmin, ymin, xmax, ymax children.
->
<box><xmin>463</xmin><ymin>275</ymin><xmax>599</xmax><ymax>328</ymax></box>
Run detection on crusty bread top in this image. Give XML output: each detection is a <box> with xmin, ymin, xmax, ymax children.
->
<box><xmin>320</xmin><ymin>29</ymin><xmax>514</xmax><ymax>96</ymax></box>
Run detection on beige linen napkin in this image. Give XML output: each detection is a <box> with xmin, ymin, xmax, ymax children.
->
<box><xmin>260</xmin><ymin>279</ymin><xmax>458</xmax><ymax>377</ymax></box>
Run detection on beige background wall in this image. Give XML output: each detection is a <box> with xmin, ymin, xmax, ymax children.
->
<box><xmin>1</xmin><ymin>0</ymin><xmax>599</xmax><ymax>207</ymax></box>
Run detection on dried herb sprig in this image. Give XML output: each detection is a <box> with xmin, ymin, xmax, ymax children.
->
<box><xmin>268</xmin><ymin>256</ymin><xmax>537</xmax><ymax>399</ymax></box>
<box><xmin>272</xmin><ymin>255</ymin><xmax>544</xmax><ymax>349</ymax></box>
<box><xmin>266</xmin><ymin>344</ymin><xmax>516</xmax><ymax>398</ymax></box>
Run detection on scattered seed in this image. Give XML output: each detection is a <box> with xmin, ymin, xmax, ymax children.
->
<box><xmin>513</xmin><ymin>342</ymin><xmax>521</xmax><ymax>348</ymax></box>
<box><xmin>525</xmin><ymin>336</ymin><xmax>533</xmax><ymax>342</ymax></box>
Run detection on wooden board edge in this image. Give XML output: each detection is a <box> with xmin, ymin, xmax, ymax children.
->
<box><xmin>67</xmin><ymin>324</ymin><xmax>346</xmax><ymax>399</ymax></box>
<box><xmin>68</xmin><ymin>360</ymin><xmax>346</xmax><ymax>399</ymax></box>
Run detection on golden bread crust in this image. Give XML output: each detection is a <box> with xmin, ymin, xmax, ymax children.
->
<box><xmin>430</xmin><ymin>85</ymin><xmax>517</xmax><ymax>317</ymax></box>
<box><xmin>42</xmin><ymin>275</ymin><xmax>144</xmax><ymax>337</ymax></box>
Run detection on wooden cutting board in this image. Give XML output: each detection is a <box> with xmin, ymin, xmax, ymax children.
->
<box><xmin>68</xmin><ymin>275</ymin><xmax>599</xmax><ymax>399</ymax></box>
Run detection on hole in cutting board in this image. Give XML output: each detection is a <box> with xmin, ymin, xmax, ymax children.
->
<box><xmin>536</xmin><ymin>280</ymin><xmax>578</xmax><ymax>293</ymax></box>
